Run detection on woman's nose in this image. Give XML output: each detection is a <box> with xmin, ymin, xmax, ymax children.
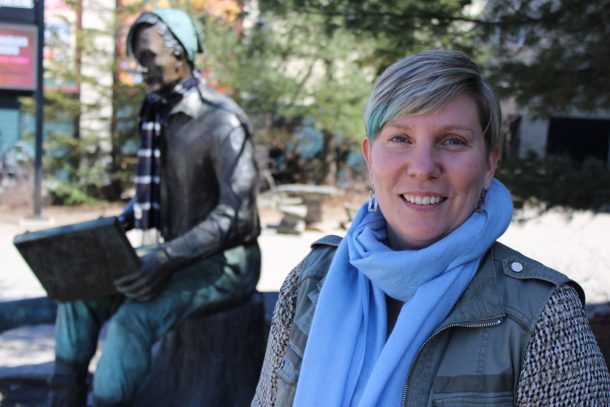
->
<box><xmin>406</xmin><ymin>145</ymin><xmax>441</xmax><ymax>180</ymax></box>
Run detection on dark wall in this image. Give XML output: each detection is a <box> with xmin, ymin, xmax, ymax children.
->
<box><xmin>547</xmin><ymin>117</ymin><xmax>610</xmax><ymax>165</ymax></box>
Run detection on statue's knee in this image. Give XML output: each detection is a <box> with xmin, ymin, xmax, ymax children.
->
<box><xmin>105</xmin><ymin>307</ymin><xmax>150</xmax><ymax>343</ymax></box>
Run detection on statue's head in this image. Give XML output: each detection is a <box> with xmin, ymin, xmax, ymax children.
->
<box><xmin>127</xmin><ymin>8</ymin><xmax>204</xmax><ymax>94</ymax></box>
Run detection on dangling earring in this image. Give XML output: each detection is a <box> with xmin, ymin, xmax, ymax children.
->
<box><xmin>368</xmin><ymin>188</ymin><xmax>378</xmax><ymax>213</ymax></box>
<box><xmin>476</xmin><ymin>189</ymin><xmax>487</xmax><ymax>212</ymax></box>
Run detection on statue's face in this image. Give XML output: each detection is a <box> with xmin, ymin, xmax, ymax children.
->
<box><xmin>133</xmin><ymin>25</ymin><xmax>190</xmax><ymax>94</ymax></box>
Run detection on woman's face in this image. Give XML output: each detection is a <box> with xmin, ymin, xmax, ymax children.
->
<box><xmin>362</xmin><ymin>92</ymin><xmax>499</xmax><ymax>250</ymax></box>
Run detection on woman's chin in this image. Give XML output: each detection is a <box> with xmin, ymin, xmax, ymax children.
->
<box><xmin>386</xmin><ymin>228</ymin><xmax>446</xmax><ymax>251</ymax></box>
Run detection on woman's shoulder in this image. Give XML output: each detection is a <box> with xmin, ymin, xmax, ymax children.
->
<box><xmin>484</xmin><ymin>242</ymin><xmax>585</xmax><ymax>332</ymax></box>
<box><xmin>490</xmin><ymin>241</ymin><xmax>585</xmax><ymax>305</ymax></box>
<box><xmin>491</xmin><ymin>241</ymin><xmax>570</xmax><ymax>282</ymax></box>
<box><xmin>273</xmin><ymin>234</ymin><xmax>343</xmax><ymax>320</ymax></box>
<box><xmin>297</xmin><ymin>234</ymin><xmax>343</xmax><ymax>282</ymax></box>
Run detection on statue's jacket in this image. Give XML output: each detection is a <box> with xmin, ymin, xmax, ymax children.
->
<box><xmin>156</xmin><ymin>85</ymin><xmax>260</xmax><ymax>271</ymax></box>
<box><xmin>253</xmin><ymin>236</ymin><xmax>610</xmax><ymax>406</ymax></box>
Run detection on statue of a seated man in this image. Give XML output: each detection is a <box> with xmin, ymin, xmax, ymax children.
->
<box><xmin>47</xmin><ymin>8</ymin><xmax>261</xmax><ymax>407</ymax></box>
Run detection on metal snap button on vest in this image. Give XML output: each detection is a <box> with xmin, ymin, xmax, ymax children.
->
<box><xmin>511</xmin><ymin>262</ymin><xmax>523</xmax><ymax>272</ymax></box>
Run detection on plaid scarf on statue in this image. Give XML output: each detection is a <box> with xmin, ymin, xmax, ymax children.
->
<box><xmin>134</xmin><ymin>75</ymin><xmax>201</xmax><ymax>230</ymax></box>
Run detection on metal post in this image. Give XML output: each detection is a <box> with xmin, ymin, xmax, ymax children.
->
<box><xmin>33</xmin><ymin>0</ymin><xmax>44</xmax><ymax>217</ymax></box>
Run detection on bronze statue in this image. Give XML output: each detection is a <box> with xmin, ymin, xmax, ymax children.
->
<box><xmin>47</xmin><ymin>8</ymin><xmax>260</xmax><ymax>406</ymax></box>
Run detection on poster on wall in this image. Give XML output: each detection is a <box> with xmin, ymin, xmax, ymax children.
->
<box><xmin>0</xmin><ymin>0</ymin><xmax>36</xmax><ymax>23</ymax></box>
<box><xmin>0</xmin><ymin>23</ymin><xmax>37</xmax><ymax>91</ymax></box>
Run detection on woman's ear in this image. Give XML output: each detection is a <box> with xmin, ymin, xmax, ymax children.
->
<box><xmin>484</xmin><ymin>146</ymin><xmax>500</xmax><ymax>189</ymax></box>
<box><xmin>361</xmin><ymin>137</ymin><xmax>371</xmax><ymax>169</ymax></box>
<box><xmin>361</xmin><ymin>136</ymin><xmax>375</xmax><ymax>185</ymax></box>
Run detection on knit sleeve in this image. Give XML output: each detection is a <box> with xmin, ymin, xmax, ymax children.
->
<box><xmin>516</xmin><ymin>284</ymin><xmax>610</xmax><ymax>405</ymax></box>
<box><xmin>251</xmin><ymin>260</ymin><xmax>303</xmax><ymax>407</ymax></box>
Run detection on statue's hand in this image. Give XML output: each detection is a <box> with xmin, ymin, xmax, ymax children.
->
<box><xmin>117</xmin><ymin>201</ymin><xmax>135</xmax><ymax>231</ymax></box>
<box><xmin>117</xmin><ymin>211</ymin><xmax>134</xmax><ymax>231</ymax></box>
<box><xmin>114</xmin><ymin>248</ymin><xmax>172</xmax><ymax>302</ymax></box>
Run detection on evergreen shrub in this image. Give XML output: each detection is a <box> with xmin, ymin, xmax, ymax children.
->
<box><xmin>496</xmin><ymin>152</ymin><xmax>610</xmax><ymax>212</ymax></box>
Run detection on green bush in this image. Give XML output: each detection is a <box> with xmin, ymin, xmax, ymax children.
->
<box><xmin>48</xmin><ymin>183</ymin><xmax>102</xmax><ymax>206</ymax></box>
<box><xmin>496</xmin><ymin>153</ymin><xmax>610</xmax><ymax>212</ymax></box>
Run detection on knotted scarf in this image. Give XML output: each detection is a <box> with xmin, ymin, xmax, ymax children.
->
<box><xmin>294</xmin><ymin>178</ymin><xmax>513</xmax><ymax>406</ymax></box>
<box><xmin>134</xmin><ymin>75</ymin><xmax>201</xmax><ymax>230</ymax></box>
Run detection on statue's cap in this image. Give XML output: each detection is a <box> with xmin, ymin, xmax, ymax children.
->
<box><xmin>126</xmin><ymin>8</ymin><xmax>204</xmax><ymax>63</ymax></box>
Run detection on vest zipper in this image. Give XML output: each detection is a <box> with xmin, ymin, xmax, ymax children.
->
<box><xmin>400</xmin><ymin>318</ymin><xmax>503</xmax><ymax>407</ymax></box>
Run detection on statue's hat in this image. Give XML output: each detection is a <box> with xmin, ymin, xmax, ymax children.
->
<box><xmin>126</xmin><ymin>8</ymin><xmax>204</xmax><ymax>63</ymax></box>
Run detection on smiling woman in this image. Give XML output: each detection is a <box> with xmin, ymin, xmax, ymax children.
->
<box><xmin>253</xmin><ymin>50</ymin><xmax>610</xmax><ymax>407</ymax></box>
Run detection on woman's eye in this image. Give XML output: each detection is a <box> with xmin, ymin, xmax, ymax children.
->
<box><xmin>390</xmin><ymin>134</ymin><xmax>409</xmax><ymax>143</ymax></box>
<box><xmin>442</xmin><ymin>137</ymin><xmax>466</xmax><ymax>146</ymax></box>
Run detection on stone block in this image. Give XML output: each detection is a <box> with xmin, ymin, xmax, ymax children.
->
<box><xmin>134</xmin><ymin>293</ymin><xmax>267</xmax><ymax>407</ymax></box>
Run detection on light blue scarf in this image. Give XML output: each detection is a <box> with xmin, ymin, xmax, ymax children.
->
<box><xmin>294</xmin><ymin>179</ymin><xmax>513</xmax><ymax>406</ymax></box>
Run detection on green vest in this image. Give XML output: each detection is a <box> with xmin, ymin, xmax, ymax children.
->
<box><xmin>275</xmin><ymin>236</ymin><xmax>584</xmax><ymax>406</ymax></box>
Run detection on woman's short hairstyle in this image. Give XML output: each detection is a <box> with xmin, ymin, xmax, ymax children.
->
<box><xmin>363</xmin><ymin>50</ymin><xmax>502</xmax><ymax>153</ymax></box>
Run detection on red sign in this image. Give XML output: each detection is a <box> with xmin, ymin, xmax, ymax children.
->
<box><xmin>0</xmin><ymin>23</ymin><xmax>37</xmax><ymax>91</ymax></box>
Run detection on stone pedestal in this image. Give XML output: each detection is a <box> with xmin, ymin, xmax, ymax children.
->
<box><xmin>134</xmin><ymin>293</ymin><xmax>266</xmax><ymax>407</ymax></box>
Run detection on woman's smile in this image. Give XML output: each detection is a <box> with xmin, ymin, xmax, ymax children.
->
<box><xmin>400</xmin><ymin>193</ymin><xmax>446</xmax><ymax>206</ymax></box>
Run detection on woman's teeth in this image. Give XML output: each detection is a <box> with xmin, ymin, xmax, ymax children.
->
<box><xmin>402</xmin><ymin>194</ymin><xmax>443</xmax><ymax>205</ymax></box>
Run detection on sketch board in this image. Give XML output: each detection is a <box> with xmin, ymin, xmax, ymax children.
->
<box><xmin>13</xmin><ymin>216</ymin><xmax>140</xmax><ymax>301</ymax></box>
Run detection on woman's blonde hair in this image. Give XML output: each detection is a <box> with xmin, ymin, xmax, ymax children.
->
<box><xmin>364</xmin><ymin>50</ymin><xmax>501</xmax><ymax>153</ymax></box>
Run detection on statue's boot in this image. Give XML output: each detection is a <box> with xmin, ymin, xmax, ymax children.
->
<box><xmin>47</xmin><ymin>359</ymin><xmax>89</xmax><ymax>407</ymax></box>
